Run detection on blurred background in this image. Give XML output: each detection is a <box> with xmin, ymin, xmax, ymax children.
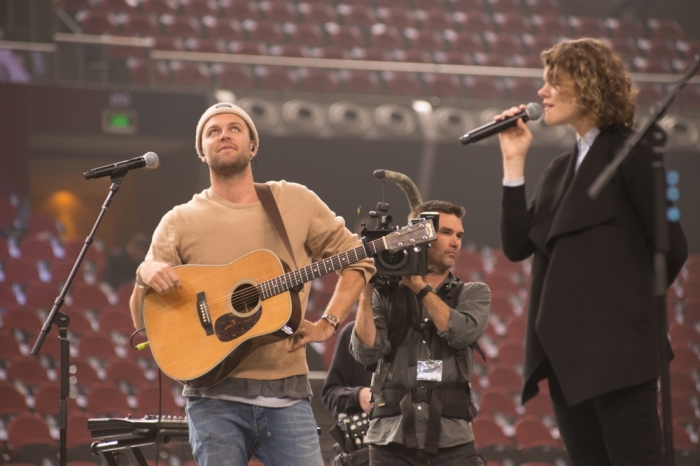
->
<box><xmin>0</xmin><ymin>0</ymin><xmax>699</xmax><ymax>464</ymax></box>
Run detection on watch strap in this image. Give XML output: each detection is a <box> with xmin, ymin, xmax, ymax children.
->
<box><xmin>321</xmin><ymin>314</ymin><xmax>340</xmax><ymax>331</ymax></box>
<box><xmin>415</xmin><ymin>284</ymin><xmax>434</xmax><ymax>301</ymax></box>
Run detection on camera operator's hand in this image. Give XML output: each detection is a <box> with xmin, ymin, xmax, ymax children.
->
<box><xmin>358</xmin><ymin>387</ymin><xmax>373</xmax><ymax>414</ymax></box>
<box><xmin>354</xmin><ymin>282</ymin><xmax>376</xmax><ymax>347</ymax></box>
<box><xmin>401</xmin><ymin>275</ymin><xmax>427</xmax><ymax>294</ymax></box>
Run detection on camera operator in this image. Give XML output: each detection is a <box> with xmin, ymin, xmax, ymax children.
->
<box><xmin>350</xmin><ymin>200</ymin><xmax>491</xmax><ymax>465</ymax></box>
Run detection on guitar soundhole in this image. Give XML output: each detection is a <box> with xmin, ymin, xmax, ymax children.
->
<box><xmin>231</xmin><ymin>284</ymin><xmax>260</xmax><ymax>315</ymax></box>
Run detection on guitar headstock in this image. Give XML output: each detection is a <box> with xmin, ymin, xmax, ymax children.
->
<box><xmin>383</xmin><ymin>219</ymin><xmax>436</xmax><ymax>250</ymax></box>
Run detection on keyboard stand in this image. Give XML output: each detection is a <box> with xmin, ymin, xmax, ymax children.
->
<box><xmin>91</xmin><ymin>436</ymin><xmax>156</xmax><ymax>466</ymax></box>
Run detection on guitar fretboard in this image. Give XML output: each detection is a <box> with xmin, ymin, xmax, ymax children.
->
<box><xmin>257</xmin><ymin>238</ymin><xmax>385</xmax><ymax>300</ymax></box>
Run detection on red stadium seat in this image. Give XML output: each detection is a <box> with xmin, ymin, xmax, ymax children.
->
<box><xmin>257</xmin><ymin>66</ymin><xmax>299</xmax><ymax>91</ymax></box>
<box><xmin>337</xmin><ymin>5</ymin><xmax>375</xmax><ymax>28</ymax></box>
<box><xmin>202</xmin><ymin>17</ymin><xmax>244</xmax><ymax>40</ymax></box>
<box><xmin>285</xmin><ymin>23</ymin><xmax>326</xmax><ymax>47</ymax></box>
<box><xmin>4</xmin><ymin>309</ymin><xmax>43</xmax><ymax>338</ymax></box>
<box><xmin>524</xmin><ymin>392</ymin><xmax>554</xmax><ymax>417</ymax></box>
<box><xmin>34</xmin><ymin>384</ymin><xmax>82</xmax><ymax>417</ymax></box>
<box><xmin>377</xmin><ymin>7</ymin><xmax>415</xmax><ymax>29</ymax></box>
<box><xmin>496</xmin><ymin>342</ymin><xmax>524</xmax><ymax>368</ymax></box>
<box><xmin>228</xmin><ymin>41</ymin><xmax>266</xmax><ymax>55</ymax></box>
<box><xmin>0</xmin><ymin>383</ymin><xmax>28</xmax><ymax>416</ymax></box>
<box><xmin>298</xmin><ymin>3</ymin><xmax>336</xmax><ymax>24</ymax></box>
<box><xmin>670</xmin><ymin>323</ymin><xmax>700</xmax><ymax>347</ymax></box>
<box><xmin>405</xmin><ymin>28</ymin><xmax>445</xmax><ymax>52</ymax></box>
<box><xmin>326</xmin><ymin>24</ymin><xmax>366</xmax><ymax>48</ymax></box>
<box><xmin>19</xmin><ymin>238</ymin><xmax>56</xmax><ymax>262</ymax></box>
<box><xmin>484</xmin><ymin>32</ymin><xmax>525</xmax><ymax>56</ymax></box>
<box><xmin>514</xmin><ymin>418</ymin><xmax>559</xmax><ymax>449</ymax></box>
<box><xmin>375</xmin><ymin>0</ymin><xmax>409</xmax><ymax>8</ymax></box>
<box><xmin>78</xmin><ymin>334</ymin><xmax>118</xmax><ymax>359</ymax></box>
<box><xmin>24</xmin><ymin>282</ymin><xmax>59</xmax><ymax>310</ymax></box>
<box><xmin>71</xmin><ymin>357</ymin><xmax>103</xmax><ymax>387</ymax></box>
<box><xmin>63</xmin><ymin>239</ymin><xmax>104</xmax><ymax>265</ymax></box>
<box><xmin>341</xmin><ymin>70</ymin><xmax>382</xmax><ymax>94</ymax></box>
<box><xmin>160</xmin><ymin>15</ymin><xmax>202</xmax><ymax>38</ymax></box>
<box><xmin>58</xmin><ymin>0</ymin><xmax>92</xmax><ymax>12</ymax></box>
<box><xmin>369</xmin><ymin>24</ymin><xmax>405</xmax><ymax>50</ymax></box>
<box><xmin>418</xmin><ymin>9</ymin><xmax>454</xmax><ymax>30</ymax></box>
<box><xmin>300</xmin><ymin>69</ymin><xmax>340</xmax><ymax>93</ymax></box>
<box><xmin>568</xmin><ymin>15</ymin><xmax>607</xmax><ymax>38</ymax></box>
<box><xmin>486</xmin><ymin>0</ymin><xmax>524</xmax><ymax>15</ymax></box>
<box><xmin>141</xmin><ymin>0</ymin><xmax>180</xmax><ymax>15</ymax></box>
<box><xmin>75</xmin><ymin>10</ymin><xmax>118</xmax><ymax>35</ymax></box>
<box><xmin>524</xmin><ymin>0</ymin><xmax>561</xmax><ymax>16</ymax></box>
<box><xmin>259</xmin><ymin>0</ymin><xmax>298</xmax><ymax>22</ymax></box>
<box><xmin>453</xmin><ymin>11</ymin><xmax>492</xmax><ymax>34</ymax></box>
<box><xmin>351</xmin><ymin>46</ymin><xmax>387</xmax><ymax>61</ymax></box>
<box><xmin>137</xmin><ymin>384</ymin><xmax>183</xmax><ymax>416</ymax></box>
<box><xmin>606</xmin><ymin>18</ymin><xmax>644</xmax><ymax>38</ymax></box>
<box><xmin>434</xmin><ymin>50</ymin><xmax>474</xmax><ymax>65</ymax></box>
<box><xmin>0</xmin><ymin>282</ymin><xmax>19</xmax><ymax>308</ymax></box>
<box><xmin>243</xmin><ymin>19</ymin><xmax>285</xmax><ymax>44</ymax></box>
<box><xmin>448</xmin><ymin>0</ymin><xmax>486</xmax><ymax>13</ymax></box>
<box><xmin>504</xmin><ymin>319</ymin><xmax>526</xmax><ymax>342</ymax></box>
<box><xmin>170</xmin><ymin>61</ymin><xmax>211</xmax><ymax>87</ymax></box>
<box><xmin>8</xmin><ymin>415</ymin><xmax>56</xmax><ymax>449</ymax></box>
<box><xmin>4</xmin><ymin>258</ymin><xmax>42</xmax><ymax>286</ymax></box>
<box><xmin>220</xmin><ymin>0</ymin><xmax>259</xmax><ymax>18</ymax></box>
<box><xmin>531</xmin><ymin>14</ymin><xmax>570</xmax><ymax>37</ymax></box>
<box><xmin>647</xmin><ymin>18</ymin><xmax>686</xmax><ymax>41</ymax></box>
<box><xmin>181</xmin><ymin>0</ymin><xmax>220</xmax><ymax>17</ymax></box>
<box><xmin>6</xmin><ymin>356</ymin><xmax>51</xmax><ymax>387</ymax></box>
<box><xmin>479</xmin><ymin>389</ymin><xmax>519</xmax><ymax>418</ymax></box>
<box><xmin>472</xmin><ymin>418</ymin><xmax>512</xmax><ymax>448</ymax></box>
<box><xmin>488</xmin><ymin>366</ymin><xmax>522</xmax><ymax>392</ymax></box>
<box><xmin>423</xmin><ymin>74</ymin><xmax>464</xmax><ymax>97</ymax></box>
<box><xmin>382</xmin><ymin>72</ymin><xmax>424</xmax><ymax>95</ymax></box>
<box><xmin>106</xmin><ymin>359</ymin><xmax>150</xmax><ymax>390</ymax></box>
<box><xmin>99</xmin><ymin>310</ymin><xmax>135</xmax><ymax>336</ymax></box>
<box><xmin>268</xmin><ymin>43</ymin><xmax>306</xmax><ymax>57</ymax></box>
<box><xmin>465</xmin><ymin>76</ymin><xmax>506</xmax><ymax>99</ymax></box>
<box><xmin>493</xmin><ymin>12</ymin><xmax>532</xmax><ymax>35</ymax></box>
<box><xmin>121</xmin><ymin>13</ymin><xmax>159</xmax><ymax>36</ymax></box>
<box><xmin>212</xmin><ymin>63</ymin><xmax>256</xmax><ymax>89</ymax></box>
<box><xmin>70</xmin><ymin>284</ymin><xmax>111</xmax><ymax>310</ymax></box>
<box><xmin>186</xmin><ymin>37</ymin><xmax>227</xmax><ymax>53</ymax></box>
<box><xmin>87</xmin><ymin>385</ymin><xmax>132</xmax><ymax>417</ymax></box>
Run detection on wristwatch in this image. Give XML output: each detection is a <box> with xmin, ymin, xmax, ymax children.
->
<box><xmin>415</xmin><ymin>284</ymin><xmax>435</xmax><ymax>301</ymax></box>
<box><xmin>320</xmin><ymin>314</ymin><xmax>340</xmax><ymax>332</ymax></box>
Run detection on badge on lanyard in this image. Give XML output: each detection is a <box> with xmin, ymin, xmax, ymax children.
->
<box><xmin>417</xmin><ymin>359</ymin><xmax>443</xmax><ymax>381</ymax></box>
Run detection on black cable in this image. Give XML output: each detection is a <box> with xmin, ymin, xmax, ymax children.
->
<box><xmin>129</xmin><ymin>328</ymin><xmax>146</xmax><ymax>350</ymax></box>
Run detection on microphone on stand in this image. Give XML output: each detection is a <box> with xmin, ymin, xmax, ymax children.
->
<box><xmin>460</xmin><ymin>103</ymin><xmax>543</xmax><ymax>145</ymax></box>
<box><xmin>84</xmin><ymin>152</ymin><xmax>160</xmax><ymax>180</ymax></box>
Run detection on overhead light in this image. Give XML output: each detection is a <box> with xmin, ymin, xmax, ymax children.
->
<box><xmin>214</xmin><ymin>90</ymin><xmax>236</xmax><ymax>103</ymax></box>
<box><xmin>412</xmin><ymin>100</ymin><xmax>432</xmax><ymax>114</ymax></box>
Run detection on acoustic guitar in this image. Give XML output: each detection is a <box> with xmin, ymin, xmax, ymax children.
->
<box><xmin>143</xmin><ymin>220</ymin><xmax>436</xmax><ymax>388</ymax></box>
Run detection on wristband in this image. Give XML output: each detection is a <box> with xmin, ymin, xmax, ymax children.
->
<box><xmin>415</xmin><ymin>284</ymin><xmax>435</xmax><ymax>301</ymax></box>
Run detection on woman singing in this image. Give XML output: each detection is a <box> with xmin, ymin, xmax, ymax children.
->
<box><xmin>496</xmin><ymin>38</ymin><xmax>687</xmax><ymax>465</ymax></box>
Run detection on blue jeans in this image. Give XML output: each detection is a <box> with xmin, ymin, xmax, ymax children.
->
<box><xmin>186</xmin><ymin>397</ymin><xmax>323</xmax><ymax>466</ymax></box>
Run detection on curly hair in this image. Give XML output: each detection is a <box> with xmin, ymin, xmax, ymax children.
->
<box><xmin>541</xmin><ymin>38</ymin><xmax>637</xmax><ymax>129</ymax></box>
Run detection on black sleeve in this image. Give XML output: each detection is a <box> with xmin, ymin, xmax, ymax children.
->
<box><xmin>321</xmin><ymin>323</ymin><xmax>372</xmax><ymax>418</ymax></box>
<box><xmin>500</xmin><ymin>184</ymin><xmax>536</xmax><ymax>262</ymax></box>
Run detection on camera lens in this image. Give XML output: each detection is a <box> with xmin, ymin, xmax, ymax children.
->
<box><xmin>378</xmin><ymin>249</ymin><xmax>408</xmax><ymax>270</ymax></box>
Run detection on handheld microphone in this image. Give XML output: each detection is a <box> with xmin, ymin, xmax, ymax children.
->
<box><xmin>84</xmin><ymin>152</ymin><xmax>160</xmax><ymax>180</ymax></box>
<box><xmin>459</xmin><ymin>103</ymin><xmax>543</xmax><ymax>145</ymax></box>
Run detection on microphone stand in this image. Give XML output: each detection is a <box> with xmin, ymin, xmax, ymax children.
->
<box><xmin>31</xmin><ymin>172</ymin><xmax>130</xmax><ymax>466</ymax></box>
<box><xmin>588</xmin><ymin>55</ymin><xmax>700</xmax><ymax>466</ymax></box>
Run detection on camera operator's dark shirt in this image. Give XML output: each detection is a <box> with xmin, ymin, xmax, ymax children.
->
<box><xmin>350</xmin><ymin>274</ymin><xmax>490</xmax><ymax>449</ymax></box>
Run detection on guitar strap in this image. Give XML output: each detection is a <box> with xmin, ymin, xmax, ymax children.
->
<box><xmin>254</xmin><ymin>183</ymin><xmax>299</xmax><ymax>270</ymax></box>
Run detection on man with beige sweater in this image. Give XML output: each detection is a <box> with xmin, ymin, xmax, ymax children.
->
<box><xmin>129</xmin><ymin>102</ymin><xmax>375</xmax><ymax>466</ymax></box>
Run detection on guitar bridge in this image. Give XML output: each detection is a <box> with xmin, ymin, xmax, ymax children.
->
<box><xmin>197</xmin><ymin>292</ymin><xmax>214</xmax><ymax>336</ymax></box>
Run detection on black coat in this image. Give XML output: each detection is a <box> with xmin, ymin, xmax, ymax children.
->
<box><xmin>501</xmin><ymin>127</ymin><xmax>688</xmax><ymax>406</ymax></box>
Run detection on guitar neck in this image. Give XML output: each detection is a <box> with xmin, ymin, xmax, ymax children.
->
<box><xmin>257</xmin><ymin>237</ymin><xmax>387</xmax><ymax>300</ymax></box>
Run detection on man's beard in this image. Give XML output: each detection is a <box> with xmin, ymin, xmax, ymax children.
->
<box><xmin>208</xmin><ymin>150</ymin><xmax>251</xmax><ymax>179</ymax></box>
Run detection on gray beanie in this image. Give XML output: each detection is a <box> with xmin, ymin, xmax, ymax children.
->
<box><xmin>195</xmin><ymin>102</ymin><xmax>259</xmax><ymax>159</ymax></box>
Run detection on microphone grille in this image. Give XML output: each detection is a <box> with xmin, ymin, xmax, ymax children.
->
<box><xmin>144</xmin><ymin>152</ymin><xmax>160</xmax><ymax>168</ymax></box>
<box><xmin>525</xmin><ymin>103</ymin><xmax>543</xmax><ymax>122</ymax></box>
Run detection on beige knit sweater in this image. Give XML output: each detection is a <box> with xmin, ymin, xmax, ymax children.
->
<box><xmin>143</xmin><ymin>180</ymin><xmax>375</xmax><ymax>380</ymax></box>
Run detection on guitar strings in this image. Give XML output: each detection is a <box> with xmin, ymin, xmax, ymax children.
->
<box><xmin>165</xmin><ymin>233</ymin><xmax>415</xmax><ymax>311</ymax></box>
